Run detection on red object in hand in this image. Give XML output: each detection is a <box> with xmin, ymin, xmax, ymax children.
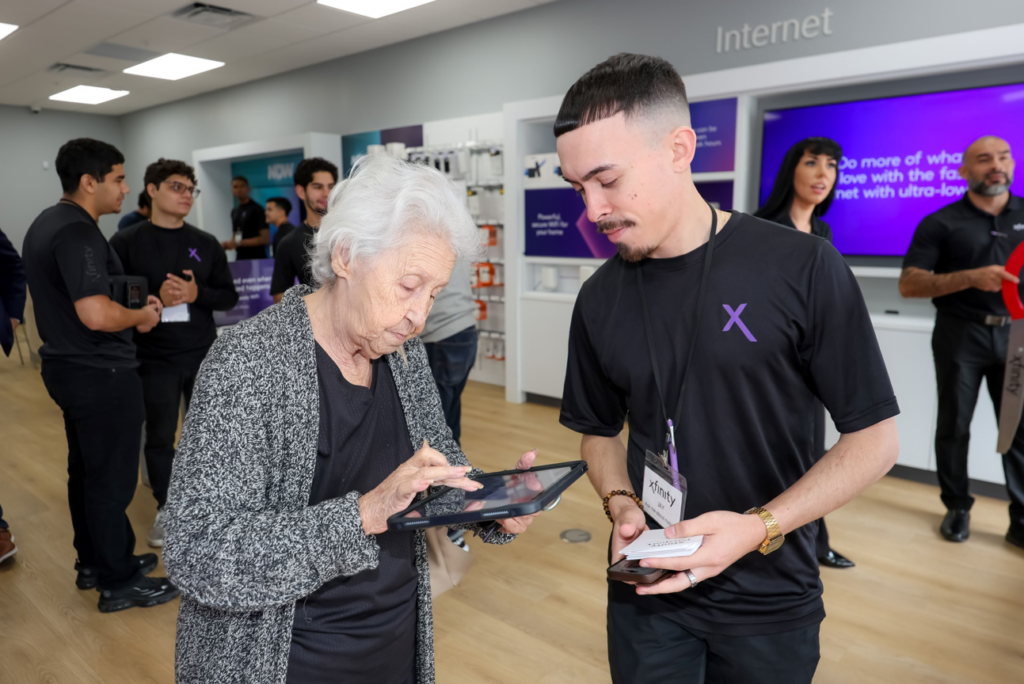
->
<box><xmin>1003</xmin><ymin>241</ymin><xmax>1024</xmax><ymax>320</ymax></box>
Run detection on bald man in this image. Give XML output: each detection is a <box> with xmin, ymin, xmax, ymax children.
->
<box><xmin>900</xmin><ymin>136</ymin><xmax>1024</xmax><ymax>548</ymax></box>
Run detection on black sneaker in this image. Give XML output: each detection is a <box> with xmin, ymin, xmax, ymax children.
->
<box><xmin>76</xmin><ymin>553</ymin><xmax>160</xmax><ymax>590</ymax></box>
<box><xmin>98</xmin><ymin>576</ymin><xmax>180</xmax><ymax>613</ymax></box>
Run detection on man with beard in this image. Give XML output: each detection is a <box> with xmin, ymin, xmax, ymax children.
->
<box><xmin>270</xmin><ymin>158</ymin><xmax>337</xmax><ymax>303</ymax></box>
<box><xmin>900</xmin><ymin>136</ymin><xmax>1024</xmax><ymax>548</ymax></box>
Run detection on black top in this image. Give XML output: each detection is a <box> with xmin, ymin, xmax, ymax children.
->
<box><xmin>272</xmin><ymin>221</ymin><xmax>296</xmax><ymax>256</ymax></box>
<box><xmin>287</xmin><ymin>342</ymin><xmax>418</xmax><ymax>684</ymax></box>
<box><xmin>117</xmin><ymin>210</ymin><xmax>146</xmax><ymax>231</ymax></box>
<box><xmin>271</xmin><ymin>222</ymin><xmax>316</xmax><ymax>296</ymax></box>
<box><xmin>0</xmin><ymin>226</ymin><xmax>27</xmax><ymax>357</ymax></box>
<box><xmin>903</xmin><ymin>193</ymin><xmax>1024</xmax><ymax>318</ymax></box>
<box><xmin>231</xmin><ymin>200</ymin><xmax>267</xmax><ymax>260</ymax></box>
<box><xmin>109</xmin><ymin>221</ymin><xmax>238</xmax><ymax>371</ymax></box>
<box><xmin>22</xmin><ymin>201</ymin><xmax>137</xmax><ymax>368</ymax></box>
<box><xmin>766</xmin><ymin>210</ymin><xmax>833</xmax><ymax>243</ymax></box>
<box><xmin>559</xmin><ymin>212</ymin><xmax>899</xmax><ymax>635</ymax></box>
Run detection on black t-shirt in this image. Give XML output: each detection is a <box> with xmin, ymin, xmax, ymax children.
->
<box><xmin>560</xmin><ymin>211</ymin><xmax>899</xmax><ymax>634</ymax></box>
<box><xmin>109</xmin><ymin>221</ymin><xmax>238</xmax><ymax>371</ymax></box>
<box><xmin>231</xmin><ymin>200</ymin><xmax>266</xmax><ymax>260</ymax></box>
<box><xmin>271</xmin><ymin>222</ymin><xmax>316</xmax><ymax>296</ymax></box>
<box><xmin>288</xmin><ymin>343</ymin><xmax>417</xmax><ymax>684</ymax></box>
<box><xmin>903</xmin><ymin>193</ymin><xmax>1024</xmax><ymax>318</ymax></box>
<box><xmin>21</xmin><ymin>201</ymin><xmax>137</xmax><ymax>368</ymax></box>
<box><xmin>272</xmin><ymin>221</ymin><xmax>296</xmax><ymax>256</ymax></box>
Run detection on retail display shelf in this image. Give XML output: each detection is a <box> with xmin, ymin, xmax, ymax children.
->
<box><xmin>851</xmin><ymin>266</ymin><xmax>902</xmax><ymax>279</ymax></box>
<box><xmin>521</xmin><ymin>291</ymin><xmax>578</xmax><ymax>304</ymax></box>
<box><xmin>479</xmin><ymin>331</ymin><xmax>506</xmax><ymax>339</ymax></box>
<box><xmin>523</xmin><ymin>256</ymin><xmax>607</xmax><ymax>266</ymax></box>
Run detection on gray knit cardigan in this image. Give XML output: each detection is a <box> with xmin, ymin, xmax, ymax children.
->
<box><xmin>163</xmin><ymin>285</ymin><xmax>513</xmax><ymax>684</ymax></box>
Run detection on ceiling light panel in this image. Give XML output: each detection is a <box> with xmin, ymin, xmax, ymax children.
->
<box><xmin>49</xmin><ymin>85</ymin><xmax>129</xmax><ymax>105</ymax></box>
<box><xmin>123</xmin><ymin>53</ymin><xmax>224</xmax><ymax>80</ymax></box>
<box><xmin>0</xmin><ymin>22</ymin><xmax>18</xmax><ymax>41</ymax></box>
<box><xmin>316</xmin><ymin>0</ymin><xmax>436</xmax><ymax>19</ymax></box>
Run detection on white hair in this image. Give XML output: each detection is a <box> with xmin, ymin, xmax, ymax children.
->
<box><xmin>310</xmin><ymin>154</ymin><xmax>481</xmax><ymax>287</ymax></box>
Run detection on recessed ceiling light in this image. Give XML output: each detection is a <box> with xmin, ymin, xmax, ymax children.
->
<box><xmin>123</xmin><ymin>53</ymin><xmax>224</xmax><ymax>81</ymax></box>
<box><xmin>49</xmin><ymin>85</ymin><xmax>130</xmax><ymax>105</ymax></box>
<box><xmin>0</xmin><ymin>22</ymin><xmax>18</xmax><ymax>41</ymax></box>
<box><xmin>317</xmin><ymin>0</ymin><xmax>436</xmax><ymax>19</ymax></box>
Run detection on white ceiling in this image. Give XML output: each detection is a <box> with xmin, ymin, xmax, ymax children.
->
<box><xmin>0</xmin><ymin>0</ymin><xmax>558</xmax><ymax>116</ymax></box>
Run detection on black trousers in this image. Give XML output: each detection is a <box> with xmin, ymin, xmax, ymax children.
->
<box><xmin>933</xmin><ymin>313</ymin><xmax>1024</xmax><ymax>532</ymax></box>
<box><xmin>141</xmin><ymin>365</ymin><xmax>197</xmax><ymax>509</ymax></box>
<box><xmin>607</xmin><ymin>581</ymin><xmax>821</xmax><ymax>684</ymax></box>
<box><xmin>41</xmin><ymin>362</ymin><xmax>145</xmax><ymax>589</ymax></box>
<box><xmin>423</xmin><ymin>326</ymin><xmax>478</xmax><ymax>445</ymax></box>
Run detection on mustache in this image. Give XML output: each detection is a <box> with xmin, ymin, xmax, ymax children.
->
<box><xmin>597</xmin><ymin>219</ymin><xmax>635</xmax><ymax>234</ymax></box>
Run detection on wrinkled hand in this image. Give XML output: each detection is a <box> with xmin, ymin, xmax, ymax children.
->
<box><xmin>164</xmin><ymin>270</ymin><xmax>199</xmax><ymax>305</ymax></box>
<box><xmin>497</xmin><ymin>450</ymin><xmax>542</xmax><ymax>534</ymax></box>
<box><xmin>359</xmin><ymin>441</ymin><xmax>480</xmax><ymax>535</ymax></box>
<box><xmin>971</xmin><ymin>264</ymin><xmax>1019</xmax><ymax>293</ymax></box>
<box><xmin>136</xmin><ymin>295</ymin><xmax>162</xmax><ymax>334</ymax></box>
<box><xmin>609</xmin><ymin>497</ymin><xmax>648</xmax><ymax>564</ymax></box>
<box><xmin>634</xmin><ymin>511</ymin><xmax>767</xmax><ymax>596</ymax></box>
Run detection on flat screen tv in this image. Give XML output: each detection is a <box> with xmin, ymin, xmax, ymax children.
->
<box><xmin>759</xmin><ymin>82</ymin><xmax>1024</xmax><ymax>257</ymax></box>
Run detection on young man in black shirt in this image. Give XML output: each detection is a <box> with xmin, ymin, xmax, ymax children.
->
<box><xmin>266</xmin><ymin>196</ymin><xmax>295</xmax><ymax>256</ymax></box>
<box><xmin>556</xmin><ymin>55</ymin><xmax>900</xmax><ymax>683</ymax></box>
<box><xmin>270</xmin><ymin>158</ymin><xmax>338</xmax><ymax>303</ymax></box>
<box><xmin>222</xmin><ymin>175</ymin><xmax>268</xmax><ymax>259</ymax></box>
<box><xmin>900</xmin><ymin>136</ymin><xmax>1024</xmax><ymax>548</ymax></box>
<box><xmin>22</xmin><ymin>138</ymin><xmax>179</xmax><ymax>612</ymax></box>
<box><xmin>110</xmin><ymin>158</ymin><xmax>238</xmax><ymax>548</ymax></box>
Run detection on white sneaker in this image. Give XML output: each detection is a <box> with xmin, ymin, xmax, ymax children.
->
<box><xmin>147</xmin><ymin>509</ymin><xmax>166</xmax><ymax>548</ymax></box>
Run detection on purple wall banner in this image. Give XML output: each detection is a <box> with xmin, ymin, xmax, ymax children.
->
<box><xmin>760</xmin><ymin>82</ymin><xmax>1024</xmax><ymax>256</ymax></box>
<box><xmin>524</xmin><ymin>188</ymin><xmax>618</xmax><ymax>258</ymax></box>
<box><xmin>691</xmin><ymin>98</ymin><xmax>737</xmax><ymax>174</ymax></box>
<box><xmin>695</xmin><ymin>180</ymin><xmax>734</xmax><ymax>211</ymax></box>
<box><xmin>214</xmin><ymin>259</ymin><xmax>276</xmax><ymax>327</ymax></box>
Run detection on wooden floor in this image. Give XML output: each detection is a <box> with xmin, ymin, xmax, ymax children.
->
<box><xmin>1</xmin><ymin>350</ymin><xmax>1022</xmax><ymax>684</ymax></box>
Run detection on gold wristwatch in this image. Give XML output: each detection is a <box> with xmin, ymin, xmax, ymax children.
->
<box><xmin>745</xmin><ymin>506</ymin><xmax>784</xmax><ymax>555</ymax></box>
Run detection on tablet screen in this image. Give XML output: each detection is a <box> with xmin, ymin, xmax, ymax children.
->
<box><xmin>400</xmin><ymin>465</ymin><xmax>574</xmax><ymax>519</ymax></box>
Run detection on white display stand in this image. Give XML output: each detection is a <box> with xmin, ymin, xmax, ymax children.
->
<box><xmin>191</xmin><ymin>132</ymin><xmax>342</xmax><ymax>242</ymax></box>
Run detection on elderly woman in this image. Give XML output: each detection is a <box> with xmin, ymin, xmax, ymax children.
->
<box><xmin>163</xmin><ymin>154</ymin><xmax>537</xmax><ymax>684</ymax></box>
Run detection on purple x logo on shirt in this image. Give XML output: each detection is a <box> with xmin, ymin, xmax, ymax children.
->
<box><xmin>189</xmin><ymin>248</ymin><xmax>201</xmax><ymax>262</ymax></box>
<box><xmin>723</xmin><ymin>303</ymin><xmax>756</xmax><ymax>342</ymax></box>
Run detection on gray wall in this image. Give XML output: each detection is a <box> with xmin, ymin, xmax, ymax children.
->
<box><xmin>0</xmin><ymin>105</ymin><xmax>125</xmax><ymax>251</ymax></box>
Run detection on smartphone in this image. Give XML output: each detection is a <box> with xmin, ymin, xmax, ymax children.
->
<box><xmin>607</xmin><ymin>558</ymin><xmax>675</xmax><ymax>585</ymax></box>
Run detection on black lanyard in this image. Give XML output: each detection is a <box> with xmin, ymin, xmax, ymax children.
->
<box><xmin>636</xmin><ymin>202</ymin><xmax>719</xmax><ymax>451</ymax></box>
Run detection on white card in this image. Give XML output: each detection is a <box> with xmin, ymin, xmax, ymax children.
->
<box><xmin>161</xmin><ymin>303</ymin><xmax>190</xmax><ymax>323</ymax></box>
<box><xmin>642</xmin><ymin>464</ymin><xmax>684</xmax><ymax>528</ymax></box>
<box><xmin>621</xmin><ymin>529</ymin><xmax>704</xmax><ymax>560</ymax></box>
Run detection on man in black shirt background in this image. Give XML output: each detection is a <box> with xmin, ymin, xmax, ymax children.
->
<box><xmin>900</xmin><ymin>136</ymin><xmax>1024</xmax><ymax>547</ymax></box>
<box><xmin>110</xmin><ymin>158</ymin><xmax>238</xmax><ymax>548</ymax></box>
<box><xmin>222</xmin><ymin>175</ymin><xmax>268</xmax><ymax>259</ymax></box>
<box><xmin>22</xmin><ymin>138</ymin><xmax>179</xmax><ymax>612</ymax></box>
<box><xmin>270</xmin><ymin>158</ymin><xmax>337</xmax><ymax>303</ymax></box>
<box><xmin>556</xmin><ymin>55</ymin><xmax>900</xmax><ymax>683</ymax></box>
<box><xmin>266</xmin><ymin>196</ymin><xmax>295</xmax><ymax>256</ymax></box>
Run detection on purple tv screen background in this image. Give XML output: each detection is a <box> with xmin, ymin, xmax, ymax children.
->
<box><xmin>759</xmin><ymin>82</ymin><xmax>1024</xmax><ymax>256</ymax></box>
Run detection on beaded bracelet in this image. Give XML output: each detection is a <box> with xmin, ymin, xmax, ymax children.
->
<box><xmin>602</xmin><ymin>490</ymin><xmax>643</xmax><ymax>522</ymax></box>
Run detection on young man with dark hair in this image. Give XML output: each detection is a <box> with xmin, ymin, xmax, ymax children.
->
<box><xmin>117</xmin><ymin>190</ymin><xmax>151</xmax><ymax>231</ymax></box>
<box><xmin>222</xmin><ymin>175</ymin><xmax>269</xmax><ymax>259</ymax></box>
<box><xmin>110</xmin><ymin>158</ymin><xmax>238</xmax><ymax>548</ymax></box>
<box><xmin>270</xmin><ymin>157</ymin><xmax>338</xmax><ymax>303</ymax></box>
<box><xmin>555</xmin><ymin>55</ymin><xmax>900</xmax><ymax>683</ymax></box>
<box><xmin>266</xmin><ymin>196</ymin><xmax>295</xmax><ymax>256</ymax></box>
<box><xmin>22</xmin><ymin>138</ymin><xmax>179</xmax><ymax>612</ymax></box>
<box><xmin>900</xmin><ymin>136</ymin><xmax>1024</xmax><ymax>548</ymax></box>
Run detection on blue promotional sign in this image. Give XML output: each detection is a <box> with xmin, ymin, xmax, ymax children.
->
<box><xmin>690</xmin><ymin>98</ymin><xmax>737</xmax><ymax>174</ymax></box>
<box><xmin>524</xmin><ymin>188</ymin><xmax>617</xmax><ymax>259</ymax></box>
<box><xmin>231</xmin><ymin>152</ymin><xmax>304</xmax><ymax>248</ymax></box>
<box><xmin>214</xmin><ymin>259</ymin><xmax>276</xmax><ymax>327</ymax></box>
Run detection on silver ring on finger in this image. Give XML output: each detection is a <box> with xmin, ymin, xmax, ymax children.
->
<box><xmin>684</xmin><ymin>569</ymin><xmax>699</xmax><ymax>588</ymax></box>
<box><xmin>542</xmin><ymin>495</ymin><xmax>561</xmax><ymax>512</ymax></box>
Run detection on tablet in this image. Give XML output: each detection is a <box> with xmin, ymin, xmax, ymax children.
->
<box><xmin>387</xmin><ymin>461</ymin><xmax>588</xmax><ymax>531</ymax></box>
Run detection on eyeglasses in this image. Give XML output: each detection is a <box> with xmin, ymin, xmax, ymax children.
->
<box><xmin>164</xmin><ymin>180</ymin><xmax>200</xmax><ymax>198</ymax></box>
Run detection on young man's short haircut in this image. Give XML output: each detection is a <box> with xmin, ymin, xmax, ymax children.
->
<box><xmin>267</xmin><ymin>196</ymin><xmax>292</xmax><ymax>215</ymax></box>
<box><xmin>554</xmin><ymin>53</ymin><xmax>690</xmax><ymax>138</ymax></box>
<box><xmin>144</xmin><ymin>158</ymin><xmax>197</xmax><ymax>190</ymax></box>
<box><xmin>232</xmin><ymin>175</ymin><xmax>249</xmax><ymax>185</ymax></box>
<box><xmin>293</xmin><ymin>157</ymin><xmax>339</xmax><ymax>189</ymax></box>
<box><xmin>55</xmin><ymin>138</ymin><xmax>125</xmax><ymax>193</ymax></box>
<box><xmin>138</xmin><ymin>190</ymin><xmax>152</xmax><ymax>210</ymax></box>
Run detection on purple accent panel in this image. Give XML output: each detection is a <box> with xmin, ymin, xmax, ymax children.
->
<box><xmin>760</xmin><ymin>82</ymin><xmax>1024</xmax><ymax>256</ymax></box>
<box><xmin>525</xmin><ymin>188</ymin><xmax>618</xmax><ymax>258</ymax></box>
<box><xmin>723</xmin><ymin>303</ymin><xmax>757</xmax><ymax>342</ymax></box>
<box><xmin>214</xmin><ymin>258</ymin><xmax>275</xmax><ymax>327</ymax></box>
<box><xmin>695</xmin><ymin>180</ymin><xmax>734</xmax><ymax>211</ymax></box>
<box><xmin>381</xmin><ymin>125</ymin><xmax>423</xmax><ymax>148</ymax></box>
<box><xmin>691</xmin><ymin>98</ymin><xmax>737</xmax><ymax>174</ymax></box>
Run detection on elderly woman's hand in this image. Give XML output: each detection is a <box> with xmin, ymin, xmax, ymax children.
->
<box><xmin>497</xmin><ymin>450</ymin><xmax>542</xmax><ymax>535</ymax></box>
<box><xmin>359</xmin><ymin>441</ymin><xmax>481</xmax><ymax>535</ymax></box>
